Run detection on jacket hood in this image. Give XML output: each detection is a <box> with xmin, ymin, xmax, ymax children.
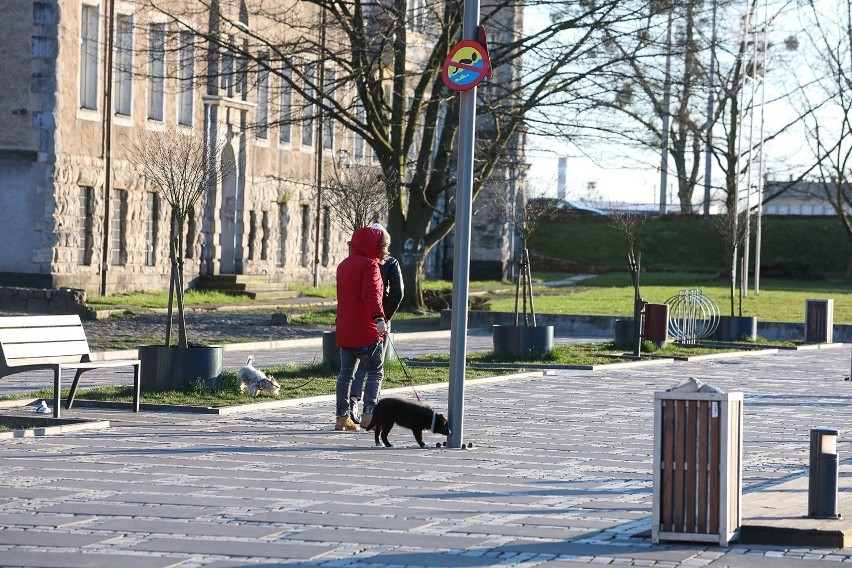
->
<box><xmin>350</xmin><ymin>227</ymin><xmax>383</xmax><ymax>260</ymax></box>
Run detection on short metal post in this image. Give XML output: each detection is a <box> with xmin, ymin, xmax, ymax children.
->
<box><xmin>808</xmin><ymin>427</ymin><xmax>840</xmax><ymax>519</ymax></box>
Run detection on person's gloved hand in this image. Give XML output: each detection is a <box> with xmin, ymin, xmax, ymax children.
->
<box><xmin>376</xmin><ymin>320</ymin><xmax>387</xmax><ymax>335</ymax></box>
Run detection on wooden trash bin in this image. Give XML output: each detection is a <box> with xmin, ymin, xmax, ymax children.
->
<box><xmin>652</xmin><ymin>391</ymin><xmax>744</xmax><ymax>545</ymax></box>
<box><xmin>805</xmin><ymin>299</ymin><xmax>834</xmax><ymax>343</ymax></box>
<box><xmin>644</xmin><ymin>303</ymin><xmax>670</xmax><ymax>347</ymax></box>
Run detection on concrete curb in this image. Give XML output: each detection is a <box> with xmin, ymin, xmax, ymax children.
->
<box><xmin>0</xmin><ymin>417</ymin><xmax>109</xmax><ymax>439</ymax></box>
<box><xmin>70</xmin><ymin>371</ymin><xmax>544</xmax><ymax>415</ymax></box>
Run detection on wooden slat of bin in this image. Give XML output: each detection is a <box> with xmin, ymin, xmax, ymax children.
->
<box><xmin>661</xmin><ymin>399</ymin><xmax>675</xmax><ymax>530</ymax></box>
<box><xmin>673</xmin><ymin>399</ymin><xmax>686</xmax><ymax>531</ymax></box>
<box><xmin>709</xmin><ymin>400</ymin><xmax>721</xmax><ymax>533</ymax></box>
<box><xmin>697</xmin><ymin>401</ymin><xmax>709</xmax><ymax>533</ymax></box>
<box><xmin>685</xmin><ymin>399</ymin><xmax>698</xmax><ymax>533</ymax></box>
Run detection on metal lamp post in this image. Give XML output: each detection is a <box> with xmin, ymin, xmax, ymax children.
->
<box><xmin>447</xmin><ymin>0</ymin><xmax>482</xmax><ymax>450</ymax></box>
<box><xmin>808</xmin><ymin>427</ymin><xmax>841</xmax><ymax>519</ymax></box>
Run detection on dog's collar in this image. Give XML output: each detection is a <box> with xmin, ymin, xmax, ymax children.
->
<box><xmin>430</xmin><ymin>411</ymin><xmax>437</xmax><ymax>433</ymax></box>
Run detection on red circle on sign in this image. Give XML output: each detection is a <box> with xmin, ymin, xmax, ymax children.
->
<box><xmin>442</xmin><ymin>40</ymin><xmax>490</xmax><ymax>92</ymax></box>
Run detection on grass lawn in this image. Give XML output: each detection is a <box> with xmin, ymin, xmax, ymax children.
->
<box><xmin>0</xmin><ymin>359</ymin><xmax>497</xmax><ymax>408</ymax></box>
<box><xmin>86</xmin><ymin>289</ymin><xmax>250</xmax><ymax>309</ymax></box>
<box><xmin>487</xmin><ymin>272</ymin><xmax>852</xmax><ymax>324</ymax></box>
<box><xmin>0</xmin><ymin>418</ymin><xmax>60</xmax><ymax>432</ymax></box>
<box><xmin>0</xmin><ymin>339</ymin><xmax>786</xmax><ymax>409</ymax></box>
<box><xmin>84</xmin><ymin>269</ymin><xmax>850</xmax><ymax>327</ymax></box>
<box><xmin>414</xmin><ymin>340</ymin><xmax>782</xmax><ymax>366</ymax></box>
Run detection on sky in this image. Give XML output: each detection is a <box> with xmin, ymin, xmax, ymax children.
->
<box><xmin>525</xmin><ymin>142</ymin><xmax>663</xmax><ymax>206</ymax></box>
<box><xmin>520</xmin><ymin>0</ymin><xmax>817</xmax><ymax>209</ymax></box>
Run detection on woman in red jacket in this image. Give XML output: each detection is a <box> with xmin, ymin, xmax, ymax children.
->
<box><xmin>334</xmin><ymin>225</ymin><xmax>389</xmax><ymax>431</ymax></box>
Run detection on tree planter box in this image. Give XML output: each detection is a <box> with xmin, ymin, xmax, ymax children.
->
<box><xmin>652</xmin><ymin>391</ymin><xmax>744</xmax><ymax>546</ymax></box>
<box><xmin>613</xmin><ymin>318</ymin><xmax>635</xmax><ymax>349</ymax></box>
<box><xmin>805</xmin><ymin>299</ymin><xmax>834</xmax><ymax>343</ymax></box>
<box><xmin>713</xmin><ymin>316</ymin><xmax>757</xmax><ymax>341</ymax></box>
<box><xmin>138</xmin><ymin>345</ymin><xmax>223</xmax><ymax>392</ymax></box>
<box><xmin>322</xmin><ymin>331</ymin><xmax>396</xmax><ymax>373</ymax></box>
<box><xmin>492</xmin><ymin>325</ymin><xmax>554</xmax><ymax>358</ymax></box>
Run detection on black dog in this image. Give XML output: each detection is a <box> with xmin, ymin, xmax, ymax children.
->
<box><xmin>364</xmin><ymin>398</ymin><xmax>451</xmax><ymax>447</ymax></box>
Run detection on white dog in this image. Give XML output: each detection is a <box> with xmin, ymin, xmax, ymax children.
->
<box><xmin>238</xmin><ymin>356</ymin><xmax>281</xmax><ymax>397</ymax></box>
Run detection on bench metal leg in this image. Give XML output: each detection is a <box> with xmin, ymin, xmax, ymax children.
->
<box><xmin>67</xmin><ymin>368</ymin><xmax>85</xmax><ymax>410</ymax></box>
<box><xmin>52</xmin><ymin>368</ymin><xmax>61</xmax><ymax>419</ymax></box>
<box><xmin>132</xmin><ymin>363</ymin><xmax>141</xmax><ymax>412</ymax></box>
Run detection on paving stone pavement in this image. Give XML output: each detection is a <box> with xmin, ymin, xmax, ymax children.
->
<box><xmin>1</xmin><ymin>320</ymin><xmax>852</xmax><ymax>566</ymax></box>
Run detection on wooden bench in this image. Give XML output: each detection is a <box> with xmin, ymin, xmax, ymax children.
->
<box><xmin>0</xmin><ymin>315</ymin><xmax>140</xmax><ymax>418</ymax></box>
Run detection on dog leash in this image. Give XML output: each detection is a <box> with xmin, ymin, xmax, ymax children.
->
<box><xmin>387</xmin><ymin>335</ymin><xmax>422</xmax><ymax>402</ymax></box>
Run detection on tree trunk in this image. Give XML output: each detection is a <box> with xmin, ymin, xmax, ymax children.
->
<box><xmin>729</xmin><ymin>250</ymin><xmax>736</xmax><ymax>317</ymax></box>
<box><xmin>846</xmin><ymin>249</ymin><xmax>852</xmax><ymax>283</ymax></box>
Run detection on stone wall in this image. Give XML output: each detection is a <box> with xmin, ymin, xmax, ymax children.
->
<box><xmin>0</xmin><ymin>287</ymin><xmax>93</xmax><ymax>319</ymax></box>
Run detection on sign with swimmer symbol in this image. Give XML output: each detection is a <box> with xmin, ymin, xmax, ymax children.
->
<box><xmin>441</xmin><ymin>28</ymin><xmax>492</xmax><ymax>91</ymax></box>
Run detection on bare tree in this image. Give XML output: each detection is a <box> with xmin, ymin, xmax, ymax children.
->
<box><xmin>606</xmin><ymin>203</ymin><xmax>649</xmax><ymax>259</ymax></box>
<box><xmin>587</xmin><ymin>0</ymin><xmax>805</xmax><ymax>214</ymax></box>
<box><xmin>579</xmin><ymin>0</ymin><xmax>722</xmax><ymax>213</ymax></box>
<box><xmin>324</xmin><ymin>161</ymin><xmax>399</xmax><ymax>237</ymax></box>
<box><xmin>789</xmin><ymin>0</ymin><xmax>852</xmax><ymax>280</ymax></box>
<box><xmin>605</xmin><ymin>203</ymin><xmax>649</xmax><ymax>355</ymax></box>
<box><xmin>138</xmin><ymin>0</ymin><xmax>643</xmax><ymax>310</ymax></box>
<box><xmin>490</xmin><ymin>190</ymin><xmax>550</xmax><ymax>326</ymax></box>
<box><xmin>126</xmin><ymin>130</ymin><xmax>231</xmax><ymax>347</ymax></box>
<box><xmin>709</xmin><ymin>207</ymin><xmax>754</xmax><ymax>316</ymax></box>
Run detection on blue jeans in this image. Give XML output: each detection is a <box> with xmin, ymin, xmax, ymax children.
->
<box><xmin>351</xmin><ymin>335</ymin><xmax>392</xmax><ymax>401</ymax></box>
<box><xmin>336</xmin><ymin>342</ymin><xmax>384</xmax><ymax>418</ymax></box>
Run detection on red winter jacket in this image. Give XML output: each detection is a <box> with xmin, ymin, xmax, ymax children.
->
<box><xmin>335</xmin><ymin>227</ymin><xmax>386</xmax><ymax>348</ymax></box>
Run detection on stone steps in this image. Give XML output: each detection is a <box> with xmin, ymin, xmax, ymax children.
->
<box><xmin>196</xmin><ymin>275</ymin><xmax>301</xmax><ymax>300</ymax></box>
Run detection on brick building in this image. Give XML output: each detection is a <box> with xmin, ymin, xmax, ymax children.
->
<box><xmin>0</xmin><ymin>0</ymin><xmax>523</xmax><ymax>295</ymax></box>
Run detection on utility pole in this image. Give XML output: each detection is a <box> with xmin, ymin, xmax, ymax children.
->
<box><xmin>659</xmin><ymin>8</ymin><xmax>673</xmax><ymax>216</ymax></box>
<box><xmin>100</xmin><ymin>0</ymin><xmax>116</xmax><ymax>296</ymax></box>
<box><xmin>703</xmin><ymin>0</ymin><xmax>717</xmax><ymax>217</ymax></box>
<box><xmin>447</xmin><ymin>0</ymin><xmax>481</xmax><ymax>449</ymax></box>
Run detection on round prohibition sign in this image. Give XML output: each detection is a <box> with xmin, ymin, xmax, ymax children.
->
<box><xmin>442</xmin><ymin>40</ymin><xmax>491</xmax><ymax>92</ymax></box>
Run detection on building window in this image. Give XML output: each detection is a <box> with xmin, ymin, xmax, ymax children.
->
<box><xmin>147</xmin><ymin>23</ymin><xmax>165</xmax><ymax>121</ymax></box>
<box><xmin>407</xmin><ymin>0</ymin><xmax>425</xmax><ymax>32</ymax></box>
<box><xmin>279</xmin><ymin>69</ymin><xmax>292</xmax><ymax>144</ymax></box>
<box><xmin>300</xmin><ymin>204</ymin><xmax>311</xmax><ymax>267</ymax></box>
<box><xmin>302</xmin><ymin>65</ymin><xmax>315</xmax><ymax>147</ymax></box>
<box><xmin>236</xmin><ymin>52</ymin><xmax>247</xmax><ymax>96</ymax></box>
<box><xmin>178</xmin><ymin>31</ymin><xmax>194</xmax><ymax>126</ymax></box>
<box><xmin>256</xmin><ymin>58</ymin><xmax>269</xmax><ymax>139</ymax></box>
<box><xmin>114</xmin><ymin>13</ymin><xmax>133</xmax><ymax>116</ymax></box>
<box><xmin>323</xmin><ymin>68</ymin><xmax>335</xmax><ymax>150</ymax></box>
<box><xmin>79</xmin><ymin>4</ymin><xmax>99</xmax><ymax>110</ymax></box>
<box><xmin>78</xmin><ymin>186</ymin><xmax>94</xmax><ymax>266</ymax></box>
<box><xmin>261</xmin><ymin>211</ymin><xmax>270</xmax><ymax>261</ymax></box>
<box><xmin>110</xmin><ymin>190</ymin><xmax>127</xmax><ymax>266</ymax></box>
<box><xmin>321</xmin><ymin>206</ymin><xmax>331</xmax><ymax>266</ymax></box>
<box><xmin>221</xmin><ymin>44</ymin><xmax>234</xmax><ymax>96</ymax></box>
<box><xmin>145</xmin><ymin>192</ymin><xmax>158</xmax><ymax>266</ymax></box>
<box><xmin>354</xmin><ymin>102</ymin><xmax>365</xmax><ymax>160</ymax></box>
<box><xmin>247</xmin><ymin>211</ymin><xmax>257</xmax><ymax>260</ymax></box>
<box><xmin>278</xmin><ymin>203</ymin><xmax>289</xmax><ymax>266</ymax></box>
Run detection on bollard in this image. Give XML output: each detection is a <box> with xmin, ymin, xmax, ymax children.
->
<box><xmin>808</xmin><ymin>427</ymin><xmax>841</xmax><ymax>519</ymax></box>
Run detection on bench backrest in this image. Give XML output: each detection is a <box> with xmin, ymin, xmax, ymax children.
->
<box><xmin>0</xmin><ymin>315</ymin><xmax>91</xmax><ymax>368</ymax></box>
